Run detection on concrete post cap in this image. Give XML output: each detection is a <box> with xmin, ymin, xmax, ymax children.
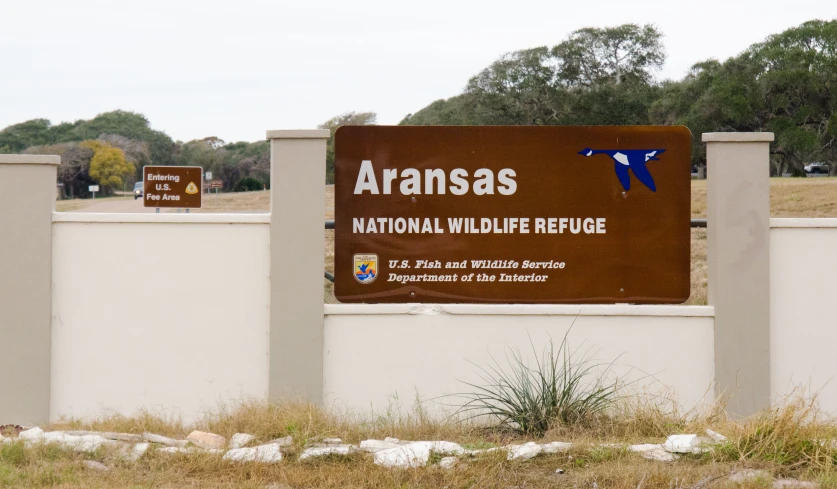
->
<box><xmin>266</xmin><ymin>130</ymin><xmax>331</xmax><ymax>140</ymax></box>
<box><xmin>702</xmin><ymin>133</ymin><xmax>774</xmax><ymax>143</ymax></box>
<box><xmin>0</xmin><ymin>155</ymin><xmax>60</xmax><ymax>165</ymax></box>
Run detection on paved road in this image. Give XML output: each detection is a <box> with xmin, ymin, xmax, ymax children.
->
<box><xmin>76</xmin><ymin>198</ymin><xmax>157</xmax><ymax>213</ymax></box>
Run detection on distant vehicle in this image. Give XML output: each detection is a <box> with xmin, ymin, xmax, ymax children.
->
<box><xmin>804</xmin><ymin>163</ymin><xmax>830</xmax><ymax>174</ymax></box>
<box><xmin>133</xmin><ymin>181</ymin><xmax>143</xmax><ymax>199</ymax></box>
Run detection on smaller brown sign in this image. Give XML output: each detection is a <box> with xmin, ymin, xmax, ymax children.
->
<box><xmin>210</xmin><ymin>180</ymin><xmax>223</xmax><ymax>189</ymax></box>
<box><xmin>143</xmin><ymin>166</ymin><xmax>203</xmax><ymax>208</ymax></box>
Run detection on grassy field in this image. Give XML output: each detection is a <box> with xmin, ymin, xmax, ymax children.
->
<box><xmin>2</xmin><ymin>394</ymin><xmax>834</xmax><ymax>488</ymax></box>
<box><xmin>55</xmin><ymin>196</ymin><xmax>132</xmax><ymax>212</ymax></box>
<box><xmin>59</xmin><ymin>179</ymin><xmax>837</xmax><ymax>305</ymax></box>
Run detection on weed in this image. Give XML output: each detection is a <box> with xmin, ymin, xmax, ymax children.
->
<box><xmin>456</xmin><ymin>331</ymin><xmax>623</xmax><ymax>435</ymax></box>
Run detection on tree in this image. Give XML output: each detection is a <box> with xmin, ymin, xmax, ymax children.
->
<box><xmin>402</xmin><ymin>23</ymin><xmax>665</xmax><ymax>128</ymax></box>
<box><xmin>82</xmin><ymin>141</ymin><xmax>135</xmax><ymax>192</ymax></box>
<box><xmin>553</xmin><ymin>24</ymin><xmax>666</xmax><ymax>86</ymax></box>
<box><xmin>98</xmin><ymin>134</ymin><xmax>151</xmax><ymax>173</ymax></box>
<box><xmin>72</xmin><ymin>110</ymin><xmax>176</xmax><ymax>166</ymax></box>
<box><xmin>399</xmin><ymin>95</ymin><xmax>474</xmax><ymax>126</ymax></box>
<box><xmin>0</xmin><ymin>119</ymin><xmax>53</xmax><ymax>152</ymax></box>
<box><xmin>24</xmin><ymin>142</ymin><xmax>94</xmax><ymax>198</ymax></box>
<box><xmin>649</xmin><ymin>20</ymin><xmax>837</xmax><ymax>174</ymax></box>
<box><xmin>754</xmin><ymin>20</ymin><xmax>837</xmax><ymax>174</ymax></box>
<box><xmin>318</xmin><ymin>111</ymin><xmax>377</xmax><ymax>184</ymax></box>
<box><xmin>465</xmin><ymin>47</ymin><xmax>566</xmax><ymax>125</ymax></box>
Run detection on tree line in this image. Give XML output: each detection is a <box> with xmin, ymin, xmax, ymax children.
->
<box><xmin>400</xmin><ymin>20</ymin><xmax>837</xmax><ymax>176</ymax></box>
<box><xmin>1</xmin><ymin>19</ymin><xmax>833</xmax><ymax>196</ymax></box>
<box><xmin>0</xmin><ymin>111</ymin><xmax>270</xmax><ymax>198</ymax></box>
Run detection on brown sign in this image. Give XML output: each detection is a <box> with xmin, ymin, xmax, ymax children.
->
<box><xmin>210</xmin><ymin>180</ymin><xmax>223</xmax><ymax>189</ymax></box>
<box><xmin>334</xmin><ymin>126</ymin><xmax>691</xmax><ymax>304</ymax></box>
<box><xmin>143</xmin><ymin>166</ymin><xmax>202</xmax><ymax>208</ymax></box>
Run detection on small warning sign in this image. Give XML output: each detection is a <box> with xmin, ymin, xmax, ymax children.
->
<box><xmin>143</xmin><ymin>166</ymin><xmax>203</xmax><ymax>208</ymax></box>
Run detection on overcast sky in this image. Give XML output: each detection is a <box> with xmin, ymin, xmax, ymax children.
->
<box><xmin>1</xmin><ymin>0</ymin><xmax>832</xmax><ymax>143</ymax></box>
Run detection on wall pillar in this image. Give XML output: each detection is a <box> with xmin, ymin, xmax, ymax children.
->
<box><xmin>267</xmin><ymin>130</ymin><xmax>329</xmax><ymax>403</ymax></box>
<box><xmin>703</xmin><ymin>133</ymin><xmax>773</xmax><ymax>417</ymax></box>
<box><xmin>0</xmin><ymin>155</ymin><xmax>60</xmax><ymax>425</ymax></box>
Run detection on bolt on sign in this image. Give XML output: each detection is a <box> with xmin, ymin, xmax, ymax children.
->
<box><xmin>143</xmin><ymin>166</ymin><xmax>203</xmax><ymax>208</ymax></box>
<box><xmin>334</xmin><ymin>126</ymin><xmax>691</xmax><ymax>304</ymax></box>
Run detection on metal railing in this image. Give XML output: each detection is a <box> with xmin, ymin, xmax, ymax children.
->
<box><xmin>322</xmin><ymin>219</ymin><xmax>707</xmax><ymax>283</ymax></box>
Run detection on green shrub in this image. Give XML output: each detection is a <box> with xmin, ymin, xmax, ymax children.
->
<box><xmin>233</xmin><ymin>177</ymin><xmax>265</xmax><ymax>192</ymax></box>
<box><xmin>456</xmin><ymin>332</ymin><xmax>622</xmax><ymax>436</ymax></box>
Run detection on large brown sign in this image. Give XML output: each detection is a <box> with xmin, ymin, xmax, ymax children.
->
<box><xmin>143</xmin><ymin>166</ymin><xmax>202</xmax><ymax>208</ymax></box>
<box><xmin>334</xmin><ymin>126</ymin><xmax>691</xmax><ymax>304</ymax></box>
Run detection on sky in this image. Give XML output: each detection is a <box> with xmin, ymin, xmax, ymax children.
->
<box><xmin>1</xmin><ymin>0</ymin><xmax>833</xmax><ymax>143</ymax></box>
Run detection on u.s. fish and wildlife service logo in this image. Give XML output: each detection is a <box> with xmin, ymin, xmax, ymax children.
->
<box><xmin>353</xmin><ymin>254</ymin><xmax>378</xmax><ymax>284</ymax></box>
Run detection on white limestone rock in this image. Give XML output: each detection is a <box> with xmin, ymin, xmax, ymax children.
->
<box><xmin>773</xmin><ymin>480</ymin><xmax>819</xmax><ymax>489</ymax></box>
<box><xmin>82</xmin><ymin>460</ymin><xmax>109</xmax><ymax>471</ymax></box>
<box><xmin>268</xmin><ymin>436</ymin><xmax>293</xmax><ymax>447</ymax></box>
<box><xmin>463</xmin><ymin>446</ymin><xmax>502</xmax><ymax>456</ymax></box>
<box><xmin>229</xmin><ymin>433</ymin><xmax>256</xmax><ymax>449</ymax></box>
<box><xmin>223</xmin><ymin>443</ymin><xmax>283</xmax><ymax>463</ymax></box>
<box><xmin>65</xmin><ymin>431</ymin><xmax>143</xmax><ymax>443</ymax></box>
<box><xmin>123</xmin><ymin>442</ymin><xmax>150</xmax><ymax>462</ymax></box>
<box><xmin>663</xmin><ymin>434</ymin><xmax>707</xmax><ymax>454</ymax></box>
<box><xmin>507</xmin><ymin>442</ymin><xmax>543</xmax><ymax>461</ymax></box>
<box><xmin>706</xmin><ymin>429</ymin><xmax>728</xmax><ymax>442</ymax></box>
<box><xmin>142</xmin><ymin>433</ymin><xmax>189</xmax><ymax>447</ymax></box>
<box><xmin>158</xmin><ymin>446</ymin><xmax>200</xmax><ymax>454</ymax></box>
<box><xmin>322</xmin><ymin>438</ymin><xmax>342</xmax><ymax>444</ymax></box>
<box><xmin>628</xmin><ymin>444</ymin><xmax>664</xmax><ymax>453</ymax></box>
<box><xmin>729</xmin><ymin>469</ymin><xmax>772</xmax><ymax>483</ymax></box>
<box><xmin>439</xmin><ymin>456</ymin><xmax>457</xmax><ymax>469</ymax></box>
<box><xmin>430</xmin><ymin>441</ymin><xmax>465</xmax><ymax>455</ymax></box>
<box><xmin>19</xmin><ymin>427</ymin><xmax>44</xmax><ymax>441</ymax></box>
<box><xmin>641</xmin><ymin>447</ymin><xmax>679</xmax><ymax>462</ymax></box>
<box><xmin>384</xmin><ymin>437</ymin><xmax>400</xmax><ymax>444</ymax></box>
<box><xmin>19</xmin><ymin>428</ymin><xmax>116</xmax><ymax>453</ymax></box>
<box><xmin>373</xmin><ymin>441</ymin><xmax>433</xmax><ymax>468</ymax></box>
<box><xmin>506</xmin><ymin>441</ymin><xmax>543</xmax><ymax>460</ymax></box>
<box><xmin>298</xmin><ymin>444</ymin><xmax>353</xmax><ymax>460</ymax></box>
<box><xmin>542</xmin><ymin>441</ymin><xmax>573</xmax><ymax>453</ymax></box>
<box><xmin>186</xmin><ymin>430</ymin><xmax>226</xmax><ymax>450</ymax></box>
<box><xmin>360</xmin><ymin>439</ymin><xmax>400</xmax><ymax>453</ymax></box>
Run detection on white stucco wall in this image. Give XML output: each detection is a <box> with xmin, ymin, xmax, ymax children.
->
<box><xmin>50</xmin><ymin>213</ymin><xmax>271</xmax><ymax>422</ymax></box>
<box><xmin>324</xmin><ymin>304</ymin><xmax>715</xmax><ymax>414</ymax></box>
<box><xmin>770</xmin><ymin>219</ymin><xmax>837</xmax><ymax>413</ymax></box>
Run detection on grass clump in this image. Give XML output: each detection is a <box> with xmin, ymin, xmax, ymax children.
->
<box><xmin>457</xmin><ymin>332</ymin><xmax>622</xmax><ymax>436</ymax></box>
<box><xmin>712</xmin><ymin>394</ymin><xmax>837</xmax><ymax>475</ymax></box>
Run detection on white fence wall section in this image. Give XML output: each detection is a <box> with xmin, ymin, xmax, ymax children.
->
<box><xmin>9</xmin><ymin>134</ymin><xmax>837</xmax><ymax>425</ymax></box>
<box><xmin>324</xmin><ymin>304</ymin><xmax>715</xmax><ymax>413</ymax></box>
<box><xmin>770</xmin><ymin>219</ymin><xmax>837</xmax><ymax>413</ymax></box>
<box><xmin>50</xmin><ymin>213</ymin><xmax>271</xmax><ymax>422</ymax></box>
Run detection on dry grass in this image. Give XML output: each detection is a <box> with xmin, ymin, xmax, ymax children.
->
<box><xmin>2</xmin><ymin>393</ymin><xmax>832</xmax><ymax>488</ymax></box>
<box><xmin>691</xmin><ymin>178</ymin><xmax>837</xmax><ymax>218</ymax></box>
<box><xmin>189</xmin><ymin>186</ymin><xmax>334</xmax><ymax>217</ymax></box>
<box><xmin>54</xmin><ymin>196</ymin><xmax>131</xmax><ymax>212</ymax></box>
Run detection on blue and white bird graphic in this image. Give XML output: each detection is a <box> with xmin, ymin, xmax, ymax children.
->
<box><xmin>577</xmin><ymin>148</ymin><xmax>665</xmax><ymax>192</ymax></box>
